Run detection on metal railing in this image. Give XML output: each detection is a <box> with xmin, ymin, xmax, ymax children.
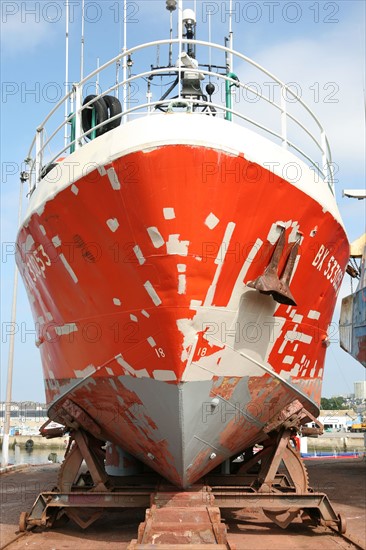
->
<box><xmin>24</xmin><ymin>39</ymin><xmax>335</xmax><ymax>194</ymax></box>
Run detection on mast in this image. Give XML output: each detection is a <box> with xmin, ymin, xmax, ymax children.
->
<box><xmin>228</xmin><ymin>0</ymin><xmax>234</xmax><ymax>71</ymax></box>
<box><xmin>166</xmin><ymin>1</ymin><xmax>177</xmax><ymax>66</ymax></box>
<box><xmin>80</xmin><ymin>0</ymin><xmax>85</xmax><ymax>82</ymax></box>
<box><xmin>177</xmin><ymin>0</ymin><xmax>183</xmax><ymax>97</ymax></box>
<box><xmin>123</xmin><ymin>0</ymin><xmax>127</xmax><ymax>120</ymax></box>
<box><xmin>64</xmin><ymin>0</ymin><xmax>70</xmax><ymax>147</ymax></box>
<box><xmin>1</xmin><ymin>177</ymin><xmax>24</xmax><ymax>466</ymax></box>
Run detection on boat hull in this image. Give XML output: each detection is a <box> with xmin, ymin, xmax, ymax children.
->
<box><xmin>16</xmin><ymin>116</ymin><xmax>349</xmax><ymax>486</ymax></box>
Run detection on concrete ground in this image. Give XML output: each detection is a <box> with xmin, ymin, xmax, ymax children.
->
<box><xmin>0</xmin><ymin>458</ymin><xmax>365</xmax><ymax>550</ymax></box>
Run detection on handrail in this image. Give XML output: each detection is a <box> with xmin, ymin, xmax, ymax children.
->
<box><xmin>24</xmin><ymin>38</ymin><xmax>334</xmax><ymax>194</ymax></box>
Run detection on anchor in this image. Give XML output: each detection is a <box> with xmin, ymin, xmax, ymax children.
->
<box><xmin>248</xmin><ymin>226</ymin><xmax>301</xmax><ymax>306</ymax></box>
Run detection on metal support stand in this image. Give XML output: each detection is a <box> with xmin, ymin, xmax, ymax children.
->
<box><xmin>19</xmin><ymin>427</ymin><xmax>346</xmax><ymax>543</ymax></box>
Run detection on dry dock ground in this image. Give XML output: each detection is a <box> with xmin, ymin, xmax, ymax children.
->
<box><xmin>1</xmin><ymin>458</ymin><xmax>365</xmax><ymax>550</ymax></box>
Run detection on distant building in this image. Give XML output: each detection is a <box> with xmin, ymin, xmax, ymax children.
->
<box><xmin>307</xmin><ymin>410</ymin><xmax>358</xmax><ymax>432</ymax></box>
<box><xmin>354</xmin><ymin>381</ymin><xmax>366</xmax><ymax>400</ymax></box>
<box><xmin>0</xmin><ymin>402</ymin><xmax>48</xmax><ymax>435</ymax></box>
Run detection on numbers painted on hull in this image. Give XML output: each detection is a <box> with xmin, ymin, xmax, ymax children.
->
<box><xmin>26</xmin><ymin>245</ymin><xmax>51</xmax><ymax>282</ymax></box>
<box><xmin>155</xmin><ymin>347</ymin><xmax>165</xmax><ymax>359</ymax></box>
<box><xmin>312</xmin><ymin>244</ymin><xmax>343</xmax><ymax>293</ymax></box>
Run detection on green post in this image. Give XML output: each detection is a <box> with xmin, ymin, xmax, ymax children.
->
<box><xmin>69</xmin><ymin>113</ymin><xmax>76</xmax><ymax>154</ymax></box>
<box><xmin>91</xmin><ymin>107</ymin><xmax>96</xmax><ymax>140</ymax></box>
<box><xmin>225</xmin><ymin>72</ymin><xmax>239</xmax><ymax>121</ymax></box>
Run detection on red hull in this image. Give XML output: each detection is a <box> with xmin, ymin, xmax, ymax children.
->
<box><xmin>16</xmin><ymin>137</ymin><xmax>349</xmax><ymax>486</ymax></box>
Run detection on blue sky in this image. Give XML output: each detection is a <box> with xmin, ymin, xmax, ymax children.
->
<box><xmin>1</xmin><ymin>0</ymin><xmax>365</xmax><ymax>403</ymax></box>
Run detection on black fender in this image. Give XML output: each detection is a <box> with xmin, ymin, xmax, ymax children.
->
<box><xmin>82</xmin><ymin>95</ymin><xmax>108</xmax><ymax>138</ymax></box>
<box><xmin>103</xmin><ymin>95</ymin><xmax>122</xmax><ymax>131</ymax></box>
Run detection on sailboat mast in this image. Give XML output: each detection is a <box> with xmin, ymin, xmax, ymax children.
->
<box><xmin>64</xmin><ymin>0</ymin><xmax>69</xmax><ymax>147</ymax></box>
<box><xmin>1</xmin><ymin>177</ymin><xmax>24</xmax><ymax>466</ymax></box>
<box><xmin>177</xmin><ymin>0</ymin><xmax>183</xmax><ymax>96</ymax></box>
<box><xmin>80</xmin><ymin>0</ymin><xmax>85</xmax><ymax>81</ymax></box>
<box><xmin>123</xmin><ymin>0</ymin><xmax>128</xmax><ymax>120</ymax></box>
<box><xmin>229</xmin><ymin>0</ymin><xmax>234</xmax><ymax>71</ymax></box>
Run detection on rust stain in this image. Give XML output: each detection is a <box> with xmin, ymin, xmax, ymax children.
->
<box><xmin>209</xmin><ymin>376</ymin><xmax>240</xmax><ymax>400</ymax></box>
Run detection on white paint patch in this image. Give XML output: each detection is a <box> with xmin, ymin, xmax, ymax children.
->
<box><xmin>308</xmin><ymin>310</ymin><xmax>321</xmax><ymax>320</ymax></box>
<box><xmin>36</xmin><ymin>205</ymin><xmax>45</xmax><ymax>216</ymax></box>
<box><xmin>288</xmin><ymin>222</ymin><xmax>300</xmax><ymax>243</ymax></box>
<box><xmin>113</xmin><ymin>298</ymin><xmax>122</xmax><ymax>306</ymax></box>
<box><xmin>45</xmin><ymin>312</ymin><xmax>53</xmax><ymax>321</ymax></box>
<box><xmin>267</xmin><ymin>222</ymin><xmax>286</xmax><ymax>245</ymax></box>
<box><xmin>292</xmin><ymin>314</ymin><xmax>303</xmax><ymax>324</ymax></box>
<box><xmin>133</xmin><ymin>245</ymin><xmax>145</xmax><ymax>265</ymax></box>
<box><xmin>286</xmin><ymin>331</ymin><xmax>313</xmax><ymax>345</ymax></box>
<box><xmin>205</xmin><ymin>213</ymin><xmax>220</xmax><ymax>229</ymax></box>
<box><xmin>52</xmin><ymin>235</ymin><xmax>62</xmax><ymax>248</ymax></box>
<box><xmin>153</xmin><ymin>370</ymin><xmax>177</xmax><ymax>381</ymax></box>
<box><xmin>195</xmin><ymin>256</ymin><xmax>202</xmax><ymax>262</ymax></box>
<box><xmin>228</xmin><ymin>238</ymin><xmax>264</xmax><ymax>308</ymax></box>
<box><xmin>297</xmin><ymin>333</ymin><xmax>313</xmax><ymax>344</ymax></box>
<box><xmin>55</xmin><ymin>323</ymin><xmax>78</xmax><ymax>336</ymax></box>
<box><xmin>290</xmin><ymin>310</ymin><xmax>296</xmax><ymax>318</ymax></box>
<box><xmin>294</xmin><ymin>344</ymin><xmax>299</xmax><ymax>351</ymax></box>
<box><xmin>130</xmin><ymin>314</ymin><xmax>138</xmax><ymax>322</ymax></box>
<box><xmin>135</xmin><ymin>369</ymin><xmax>149</xmax><ymax>378</ymax></box>
<box><xmin>106</xmin><ymin>367</ymin><xmax>114</xmax><ymax>376</ymax></box>
<box><xmin>141</xmin><ymin>309</ymin><xmax>150</xmax><ymax>318</ymax></box>
<box><xmin>178</xmin><ymin>274</ymin><xmax>186</xmax><ymax>295</ymax></box>
<box><xmin>37</xmin><ymin>315</ymin><xmax>45</xmax><ymax>325</ymax></box>
<box><xmin>283</xmin><ymin>355</ymin><xmax>294</xmax><ymax>364</ymax></box>
<box><xmin>98</xmin><ymin>165</ymin><xmax>107</xmax><ymax>176</ymax></box>
<box><xmin>74</xmin><ymin>364</ymin><xmax>96</xmax><ymax>378</ymax></box>
<box><xmin>59</xmin><ymin>254</ymin><xmax>78</xmax><ymax>283</ymax></box>
<box><xmin>190</xmin><ymin>300</ymin><xmax>202</xmax><ymax>309</ymax></box>
<box><xmin>147</xmin><ymin>336</ymin><xmax>156</xmax><ymax>347</ymax></box>
<box><xmin>147</xmin><ymin>227</ymin><xmax>165</xmax><ymax>248</ymax></box>
<box><xmin>71</xmin><ymin>184</ymin><xmax>79</xmax><ymax>195</ymax></box>
<box><xmin>107</xmin><ymin>166</ymin><xmax>121</xmax><ymax>190</ymax></box>
<box><xmin>144</xmin><ymin>281</ymin><xmax>162</xmax><ymax>306</ymax></box>
<box><xmin>205</xmin><ymin>222</ymin><xmax>236</xmax><ymax>306</ymax></box>
<box><xmin>166</xmin><ymin>234</ymin><xmax>189</xmax><ymax>256</ymax></box>
<box><xmin>39</xmin><ymin>225</ymin><xmax>46</xmax><ymax>235</ymax></box>
<box><xmin>163</xmin><ymin>207</ymin><xmax>175</xmax><ymax>220</ymax></box>
<box><xmin>115</xmin><ymin>354</ymin><xmax>135</xmax><ymax>375</ymax></box>
<box><xmin>280</xmin><ymin>339</ymin><xmax>291</xmax><ymax>358</ymax></box>
<box><xmin>291</xmin><ymin>363</ymin><xmax>300</xmax><ymax>376</ymax></box>
<box><xmin>177</xmin><ymin>264</ymin><xmax>186</xmax><ymax>273</ymax></box>
<box><xmin>106</xmin><ymin>218</ymin><xmax>119</xmax><ymax>232</ymax></box>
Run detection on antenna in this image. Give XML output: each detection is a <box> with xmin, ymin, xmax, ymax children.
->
<box><xmin>208</xmin><ymin>6</ymin><xmax>212</xmax><ymax>75</ymax></box>
<box><xmin>80</xmin><ymin>0</ymin><xmax>85</xmax><ymax>82</ymax></box>
<box><xmin>123</xmin><ymin>0</ymin><xmax>128</xmax><ymax>120</ymax></box>
<box><xmin>228</xmin><ymin>0</ymin><xmax>234</xmax><ymax>71</ymax></box>
<box><xmin>64</xmin><ymin>0</ymin><xmax>69</xmax><ymax>147</ymax></box>
<box><xmin>166</xmin><ymin>1</ymin><xmax>177</xmax><ymax>66</ymax></box>
<box><xmin>177</xmin><ymin>0</ymin><xmax>183</xmax><ymax>96</ymax></box>
<box><xmin>229</xmin><ymin>0</ymin><xmax>234</xmax><ymax>72</ymax></box>
<box><xmin>1</xmin><ymin>175</ymin><xmax>25</xmax><ymax>467</ymax></box>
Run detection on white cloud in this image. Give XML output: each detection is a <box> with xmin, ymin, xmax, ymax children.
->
<box><xmin>248</xmin><ymin>25</ymin><xmax>365</xmax><ymax>178</ymax></box>
<box><xmin>1</xmin><ymin>12</ymin><xmax>55</xmax><ymax>55</ymax></box>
